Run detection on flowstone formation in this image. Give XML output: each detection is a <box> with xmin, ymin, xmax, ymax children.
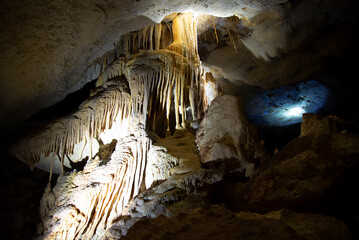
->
<box><xmin>11</xmin><ymin>77</ymin><xmax>131</xmax><ymax>174</ymax></box>
<box><xmin>12</xmin><ymin>12</ymin><xmax>220</xmax><ymax>240</ymax></box>
<box><xmin>106</xmin><ymin>114</ymin><xmax>358</xmax><ymax>240</ymax></box>
<box><xmin>8</xmin><ymin>8</ymin><xmax>359</xmax><ymax>240</ymax></box>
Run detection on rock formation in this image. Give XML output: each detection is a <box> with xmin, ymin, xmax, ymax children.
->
<box><xmin>11</xmin><ymin>12</ymin><xmax>219</xmax><ymax>177</ymax></box>
<box><xmin>248</xmin><ymin>130</ymin><xmax>359</xmax><ymax>212</ymax></box>
<box><xmin>196</xmin><ymin>95</ymin><xmax>266</xmax><ymax>178</ymax></box>
<box><xmin>119</xmin><ymin>206</ymin><xmax>351</xmax><ymax>240</ymax></box>
<box><xmin>1</xmin><ymin>1</ymin><xmax>358</xmax><ymax>240</ymax></box>
<box><xmin>11</xmin><ymin>12</ymin><xmax>221</xmax><ymax>240</ymax></box>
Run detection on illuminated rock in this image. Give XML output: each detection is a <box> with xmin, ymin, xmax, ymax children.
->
<box><xmin>25</xmin><ymin>12</ymin><xmax>221</xmax><ymax>240</ymax></box>
<box><xmin>39</xmin><ymin>129</ymin><xmax>151</xmax><ymax>240</ymax></box>
<box><xmin>104</xmin><ymin>129</ymin><xmax>221</xmax><ymax>239</ymax></box>
<box><xmin>196</xmin><ymin>95</ymin><xmax>265</xmax><ymax>178</ymax></box>
<box><xmin>2</xmin><ymin>1</ymin><xmax>358</xmax><ymax>239</ymax></box>
<box><xmin>243</xmin><ymin>80</ymin><xmax>331</xmax><ymax>127</ymax></box>
<box><xmin>35</xmin><ymin>138</ymin><xmax>99</xmax><ymax>174</ymax></box>
<box><xmin>11</xmin><ymin>77</ymin><xmax>131</xmax><ymax>175</ymax></box>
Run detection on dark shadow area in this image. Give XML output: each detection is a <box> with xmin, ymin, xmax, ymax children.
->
<box><xmin>255</xmin><ymin>124</ymin><xmax>301</xmax><ymax>153</ymax></box>
<box><xmin>0</xmin><ymin>137</ymin><xmax>58</xmax><ymax>240</ymax></box>
<box><xmin>27</xmin><ymin>78</ymin><xmax>98</xmax><ymax>122</ymax></box>
<box><xmin>0</xmin><ymin>78</ymin><xmax>100</xmax><ymax>240</ymax></box>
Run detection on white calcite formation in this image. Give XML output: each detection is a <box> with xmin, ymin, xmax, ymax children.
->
<box><xmin>12</xmin><ymin>13</ymin><xmax>219</xmax><ymax>176</ymax></box>
<box><xmin>196</xmin><ymin>95</ymin><xmax>265</xmax><ymax>178</ymax></box>
<box><xmin>40</xmin><ymin>128</ymin><xmax>150</xmax><ymax>240</ymax></box>
<box><xmin>11</xmin><ymin>78</ymin><xmax>131</xmax><ymax>176</ymax></box>
<box><xmin>2</xmin><ymin>1</ymin><xmax>358</xmax><ymax>240</ymax></box>
<box><xmin>11</xmin><ymin>13</ymin><xmax>219</xmax><ymax>240</ymax></box>
<box><xmin>102</xmin><ymin>129</ymin><xmax>221</xmax><ymax>240</ymax></box>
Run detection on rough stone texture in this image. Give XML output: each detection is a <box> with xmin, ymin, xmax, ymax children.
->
<box><xmin>35</xmin><ymin>138</ymin><xmax>99</xmax><ymax>174</ymax></box>
<box><xmin>35</xmin><ymin>126</ymin><xmax>222</xmax><ymax>240</ymax></box>
<box><xmin>0</xmin><ymin>0</ymin><xmax>281</xmax><ymax>128</ymax></box>
<box><xmin>300</xmin><ymin>113</ymin><xmax>346</xmax><ymax>137</ymax></box>
<box><xmin>261</xmin><ymin>209</ymin><xmax>352</xmax><ymax>240</ymax></box>
<box><xmin>10</xmin><ymin>13</ymin><xmax>220</xmax><ymax>240</ymax></box>
<box><xmin>10</xmin><ymin>77</ymin><xmax>131</xmax><ymax>173</ymax></box>
<box><xmin>242</xmin><ymin>80</ymin><xmax>331</xmax><ymax>127</ymax></box>
<box><xmin>145</xmin><ymin>130</ymin><xmax>203</xmax><ymax>189</ymax></box>
<box><xmin>119</xmin><ymin>205</ymin><xmax>304</xmax><ymax>240</ymax></box>
<box><xmin>37</xmin><ymin>128</ymin><xmax>151</xmax><ymax>240</ymax></box>
<box><xmin>1</xmin><ymin>1</ymin><xmax>358</xmax><ymax>239</ymax></box>
<box><xmin>196</xmin><ymin>95</ymin><xmax>265</xmax><ymax>177</ymax></box>
<box><xmin>118</xmin><ymin>205</ymin><xmax>351</xmax><ymax>240</ymax></box>
<box><xmin>1</xmin><ymin>0</ymin><xmax>357</xmax><ymax>130</ymax></box>
<box><xmin>248</xmin><ymin>131</ymin><xmax>359</xmax><ymax>212</ymax></box>
<box><xmin>201</xmin><ymin>0</ymin><xmax>357</xmax><ymax>89</ymax></box>
<box><xmin>10</xmin><ymin>12</ymin><xmax>211</xmax><ymax>174</ymax></box>
<box><xmin>102</xmin><ymin>129</ymin><xmax>222</xmax><ymax>239</ymax></box>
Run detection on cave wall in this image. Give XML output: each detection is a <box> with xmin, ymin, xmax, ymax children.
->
<box><xmin>0</xmin><ymin>0</ymin><xmax>274</xmax><ymax>127</ymax></box>
<box><xmin>1</xmin><ymin>0</ymin><xmax>357</xmax><ymax>129</ymax></box>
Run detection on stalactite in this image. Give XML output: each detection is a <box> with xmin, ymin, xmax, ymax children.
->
<box><xmin>228</xmin><ymin>29</ymin><xmax>237</xmax><ymax>52</ymax></box>
<box><xmin>212</xmin><ymin>16</ymin><xmax>219</xmax><ymax>44</ymax></box>
<box><xmin>11</xmin><ymin>78</ymin><xmax>132</xmax><ymax>171</ymax></box>
<box><xmin>154</xmin><ymin>23</ymin><xmax>162</xmax><ymax>51</ymax></box>
<box><xmin>120</xmin><ymin>21</ymin><xmax>173</xmax><ymax>57</ymax></box>
<box><xmin>13</xmin><ymin>12</ymin><xmax>221</xmax><ymax>240</ymax></box>
<box><xmin>124</xmin><ymin>45</ymin><xmax>203</xmax><ymax>133</ymax></box>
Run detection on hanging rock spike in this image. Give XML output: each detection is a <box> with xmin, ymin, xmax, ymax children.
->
<box><xmin>12</xmin><ymin>12</ymin><xmax>221</xmax><ymax>240</ymax></box>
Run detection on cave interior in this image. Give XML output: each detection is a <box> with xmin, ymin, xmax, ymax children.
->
<box><xmin>0</xmin><ymin>0</ymin><xmax>359</xmax><ymax>239</ymax></box>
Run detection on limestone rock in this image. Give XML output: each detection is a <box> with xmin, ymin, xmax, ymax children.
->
<box><xmin>2</xmin><ymin>1</ymin><xmax>357</xmax><ymax>239</ymax></box>
<box><xmin>145</xmin><ymin>130</ymin><xmax>203</xmax><ymax>189</ymax></box>
<box><xmin>34</xmin><ymin>138</ymin><xmax>99</xmax><ymax>174</ymax></box>
<box><xmin>117</xmin><ymin>206</ymin><xmax>304</xmax><ymax>240</ymax></box>
<box><xmin>241</xmin><ymin>81</ymin><xmax>331</xmax><ymax>127</ymax></box>
<box><xmin>262</xmin><ymin>209</ymin><xmax>352</xmax><ymax>240</ymax></box>
<box><xmin>300</xmin><ymin>113</ymin><xmax>346</xmax><ymax>137</ymax></box>
<box><xmin>10</xmin><ymin>77</ymin><xmax>131</xmax><ymax>173</ymax></box>
<box><xmin>118</xmin><ymin>206</ymin><xmax>351</xmax><ymax>240</ymax></box>
<box><xmin>248</xmin><ymin>132</ymin><xmax>359</xmax><ymax>212</ymax></box>
<box><xmin>201</xmin><ymin>0</ymin><xmax>356</xmax><ymax>89</ymax></box>
<box><xmin>36</xmin><ymin>127</ymin><xmax>220</xmax><ymax>240</ymax></box>
<box><xmin>15</xmin><ymin>13</ymin><xmax>221</xmax><ymax>240</ymax></box>
<box><xmin>0</xmin><ymin>0</ymin><xmax>279</xmax><ymax>127</ymax></box>
<box><xmin>1</xmin><ymin>0</ymin><xmax>356</xmax><ymax>131</ymax></box>
<box><xmin>11</xmin><ymin>13</ymin><xmax>212</xmax><ymax>175</ymax></box>
<box><xmin>38</xmin><ymin>129</ymin><xmax>151</xmax><ymax>240</ymax></box>
<box><xmin>103</xmin><ymin>129</ymin><xmax>222</xmax><ymax>239</ymax></box>
<box><xmin>196</xmin><ymin>95</ymin><xmax>265</xmax><ymax>177</ymax></box>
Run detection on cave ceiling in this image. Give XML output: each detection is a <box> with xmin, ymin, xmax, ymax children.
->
<box><xmin>0</xmin><ymin>0</ymin><xmax>358</xmax><ymax>129</ymax></box>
